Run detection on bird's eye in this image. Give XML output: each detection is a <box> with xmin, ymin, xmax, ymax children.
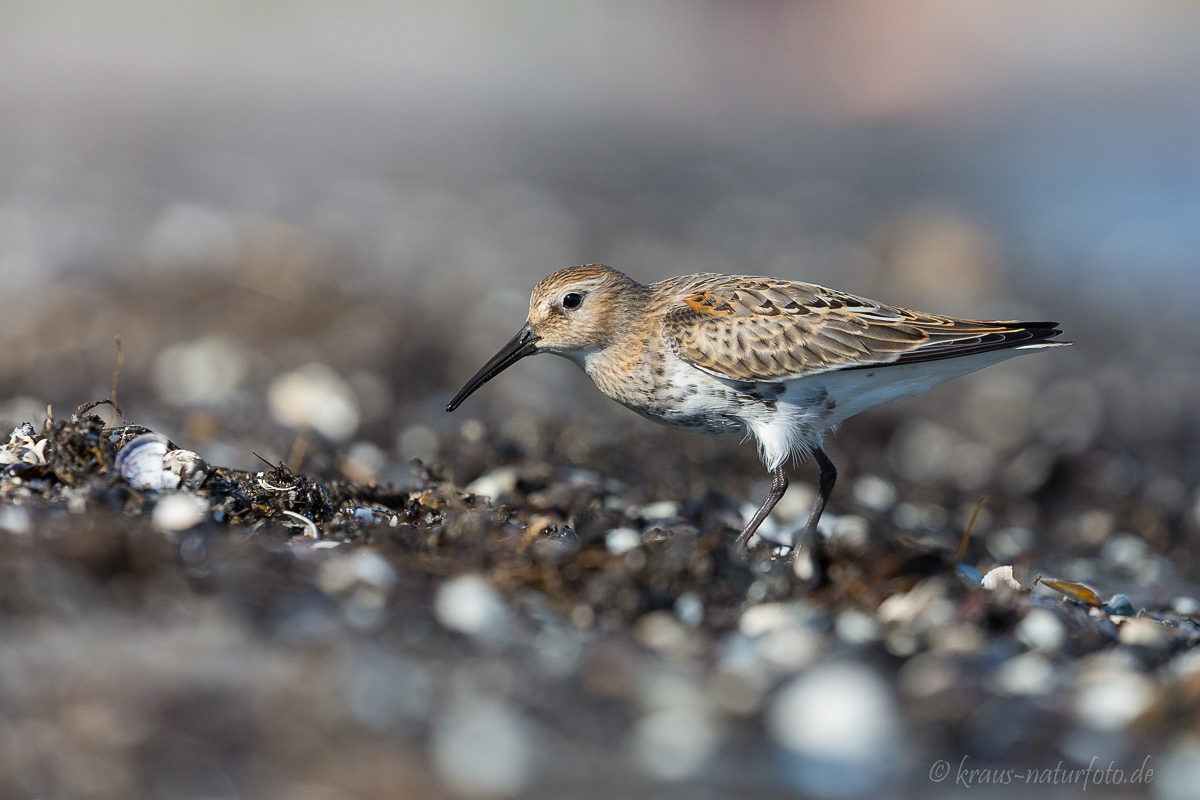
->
<box><xmin>562</xmin><ymin>292</ymin><xmax>583</xmax><ymax>310</ymax></box>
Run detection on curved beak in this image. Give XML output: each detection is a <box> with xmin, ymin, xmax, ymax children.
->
<box><xmin>446</xmin><ymin>323</ymin><xmax>541</xmax><ymax>412</ymax></box>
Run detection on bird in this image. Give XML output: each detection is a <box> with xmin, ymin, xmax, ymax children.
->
<box><xmin>446</xmin><ymin>264</ymin><xmax>1068</xmax><ymax>581</ymax></box>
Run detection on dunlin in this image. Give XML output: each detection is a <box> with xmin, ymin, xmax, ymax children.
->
<box><xmin>447</xmin><ymin>265</ymin><xmax>1068</xmax><ymax>579</ymax></box>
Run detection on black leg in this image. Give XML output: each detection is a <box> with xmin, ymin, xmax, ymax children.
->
<box><xmin>786</xmin><ymin>445</ymin><xmax>837</xmax><ymax>584</ymax></box>
<box><xmin>734</xmin><ymin>464</ymin><xmax>789</xmax><ymax>553</ymax></box>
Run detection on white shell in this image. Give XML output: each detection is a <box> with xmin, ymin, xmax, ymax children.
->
<box><xmin>163</xmin><ymin>448</ymin><xmax>208</xmax><ymax>483</ymax></box>
<box><xmin>115</xmin><ymin>433</ymin><xmax>181</xmax><ymax>491</ymax></box>
<box><xmin>980</xmin><ymin>565</ymin><xmax>1023</xmax><ymax>592</ymax></box>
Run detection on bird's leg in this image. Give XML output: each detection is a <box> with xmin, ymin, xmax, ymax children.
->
<box><xmin>734</xmin><ymin>464</ymin><xmax>789</xmax><ymax>554</ymax></box>
<box><xmin>786</xmin><ymin>445</ymin><xmax>837</xmax><ymax>584</ymax></box>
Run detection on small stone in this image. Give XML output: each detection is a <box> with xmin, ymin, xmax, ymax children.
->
<box><xmin>605</xmin><ymin>527</ymin><xmax>641</xmax><ymax>555</ymax></box>
<box><xmin>0</xmin><ymin>506</ymin><xmax>32</xmax><ymax>534</ymax></box>
<box><xmin>674</xmin><ymin>592</ymin><xmax>703</xmax><ymax>628</ymax></box>
<box><xmin>1073</xmin><ymin>659</ymin><xmax>1155</xmax><ymax>730</ymax></box>
<box><xmin>768</xmin><ymin>662</ymin><xmax>900</xmax><ymax>794</ymax></box>
<box><xmin>980</xmin><ymin>565</ymin><xmax>1022</xmax><ymax>592</ymax></box>
<box><xmin>1103</xmin><ymin>594</ymin><xmax>1136</xmax><ymax>617</ymax></box>
<box><xmin>877</xmin><ymin>578</ymin><xmax>954</xmax><ymax>629</ymax></box>
<box><xmin>340</xmin><ymin>441</ymin><xmax>387</xmax><ymax>483</ymax></box>
<box><xmin>1172</xmin><ymin>596</ymin><xmax>1200</xmax><ymax>616</ymax></box>
<box><xmin>633</xmin><ymin>706</ymin><xmax>718</xmax><ymax>781</ymax></box>
<box><xmin>1016</xmin><ymin>608</ymin><xmax>1065</xmax><ymax>653</ymax></box>
<box><xmin>827</xmin><ymin>514</ymin><xmax>870</xmax><ymax>549</ymax></box>
<box><xmin>834</xmin><ymin>609</ymin><xmax>880</xmax><ymax>645</ymax></box>
<box><xmin>990</xmin><ymin>652</ymin><xmax>1055</xmax><ymax>696</ymax></box>
<box><xmin>1100</xmin><ymin>532</ymin><xmax>1148</xmax><ymax>567</ymax></box>
<box><xmin>760</xmin><ymin>627</ymin><xmax>821</xmax><ymax>674</ymax></box>
<box><xmin>435</xmin><ymin>574</ymin><xmax>508</xmax><ymax>640</ymax></box>
<box><xmin>154</xmin><ymin>335</ymin><xmax>248</xmax><ymax>407</ymax></box>
<box><xmin>151</xmin><ymin>493</ymin><xmax>208</xmax><ymax>531</ymax></box>
<box><xmin>635</xmin><ymin>611</ymin><xmax>691</xmax><ymax>655</ymax></box>
<box><xmin>851</xmin><ymin>474</ymin><xmax>897</xmax><ymax>512</ymax></box>
<box><xmin>432</xmin><ymin>700</ymin><xmax>532</xmax><ymax>799</ymax></box>
<box><xmin>1119</xmin><ymin>617</ymin><xmax>1169</xmax><ymax>649</ymax></box>
<box><xmin>739</xmin><ymin>602</ymin><xmax>804</xmax><ymax>637</ymax></box>
<box><xmin>466</xmin><ymin>467</ymin><xmax>519</xmax><ymax>501</ymax></box>
<box><xmin>633</xmin><ymin>501</ymin><xmax>680</xmax><ymax>522</ymax></box>
<box><xmin>267</xmin><ymin>363</ymin><xmax>360</xmax><ymax>441</ymax></box>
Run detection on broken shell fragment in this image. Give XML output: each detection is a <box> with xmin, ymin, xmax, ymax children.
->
<box><xmin>980</xmin><ymin>565</ymin><xmax>1023</xmax><ymax>592</ymax></box>
<box><xmin>1034</xmin><ymin>575</ymin><xmax>1103</xmax><ymax>607</ymax></box>
<box><xmin>163</xmin><ymin>448</ymin><xmax>209</xmax><ymax>486</ymax></box>
<box><xmin>115</xmin><ymin>433</ymin><xmax>181</xmax><ymax>491</ymax></box>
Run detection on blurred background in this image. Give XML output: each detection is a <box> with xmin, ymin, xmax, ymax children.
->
<box><xmin>3</xmin><ymin>2</ymin><xmax>1200</xmax><ymax>799</ymax></box>
<box><xmin>3</xmin><ymin>0</ymin><xmax>1200</xmax><ymax>434</ymax></box>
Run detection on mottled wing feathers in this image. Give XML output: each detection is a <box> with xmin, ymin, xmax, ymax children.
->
<box><xmin>660</xmin><ymin>276</ymin><xmax>1063</xmax><ymax>382</ymax></box>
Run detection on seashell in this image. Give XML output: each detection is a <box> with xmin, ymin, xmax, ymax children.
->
<box><xmin>163</xmin><ymin>448</ymin><xmax>209</xmax><ymax>486</ymax></box>
<box><xmin>1033</xmin><ymin>574</ymin><xmax>1103</xmax><ymax>607</ymax></box>
<box><xmin>115</xmin><ymin>433</ymin><xmax>181</xmax><ymax>491</ymax></box>
<box><xmin>980</xmin><ymin>565</ymin><xmax>1022</xmax><ymax>592</ymax></box>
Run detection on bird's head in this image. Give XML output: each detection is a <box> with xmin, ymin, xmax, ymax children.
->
<box><xmin>446</xmin><ymin>264</ymin><xmax>642</xmax><ymax>412</ymax></box>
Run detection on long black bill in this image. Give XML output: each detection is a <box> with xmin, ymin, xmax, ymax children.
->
<box><xmin>446</xmin><ymin>323</ymin><xmax>541</xmax><ymax>412</ymax></box>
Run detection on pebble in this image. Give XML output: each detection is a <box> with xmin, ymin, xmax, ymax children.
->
<box><xmin>151</xmin><ymin>493</ymin><xmax>208</xmax><ymax>532</ymax></box>
<box><xmin>674</xmin><ymin>591</ymin><xmax>704</xmax><ymax>628</ymax></box>
<box><xmin>0</xmin><ymin>505</ymin><xmax>32</xmax><ymax>534</ymax></box>
<box><xmin>1100</xmin><ymin>532</ymin><xmax>1149</xmax><ymax>567</ymax></box>
<box><xmin>834</xmin><ymin>609</ymin><xmax>880</xmax><ymax>645</ymax></box>
<box><xmin>759</xmin><ymin>627</ymin><xmax>821</xmax><ymax>674</ymax></box>
<box><xmin>1118</xmin><ymin>617</ymin><xmax>1169</xmax><ymax>649</ymax></box>
<box><xmin>1173</xmin><ymin>596</ymin><xmax>1200</xmax><ymax>616</ymax></box>
<box><xmin>633</xmin><ymin>706</ymin><xmax>718</xmax><ymax>781</ymax></box>
<box><xmin>985</xmin><ymin>526</ymin><xmax>1034</xmax><ymax>562</ymax></box>
<box><xmin>340</xmin><ymin>441</ymin><xmax>387</xmax><ymax>483</ymax></box>
<box><xmin>435</xmin><ymin>575</ymin><xmax>508</xmax><ymax>640</ymax></box>
<box><xmin>1103</xmin><ymin>594</ymin><xmax>1136</xmax><ymax>617</ymax></box>
<box><xmin>605</xmin><ymin>527</ymin><xmax>641</xmax><ymax>555</ymax></box>
<box><xmin>466</xmin><ymin>467</ymin><xmax>519</xmax><ymax>501</ymax></box>
<box><xmin>1072</xmin><ymin>659</ymin><xmax>1155</xmax><ymax>731</ymax></box>
<box><xmin>851</xmin><ymin>474</ymin><xmax>897</xmax><ymax>512</ymax></box>
<box><xmin>739</xmin><ymin>602</ymin><xmax>805</xmax><ymax>637</ymax></box>
<box><xmin>877</xmin><ymin>578</ymin><xmax>955</xmax><ymax>630</ymax></box>
<box><xmin>432</xmin><ymin>699</ymin><xmax>533</xmax><ymax>799</ymax></box>
<box><xmin>768</xmin><ymin>663</ymin><xmax>901</xmax><ymax>794</ymax></box>
<box><xmin>1016</xmin><ymin>608</ymin><xmax>1066</xmax><ymax>653</ymax></box>
<box><xmin>267</xmin><ymin>363</ymin><xmax>360</xmax><ymax>441</ymax></box>
<box><xmin>153</xmin><ymin>335</ymin><xmax>248</xmax><ymax>407</ymax></box>
<box><xmin>634</xmin><ymin>611</ymin><xmax>691</xmax><ymax>656</ymax></box>
<box><xmin>631</xmin><ymin>501</ymin><xmax>680</xmax><ymax>522</ymax></box>
<box><xmin>316</xmin><ymin>550</ymin><xmax>398</xmax><ymax>596</ymax></box>
<box><xmin>990</xmin><ymin>652</ymin><xmax>1055</xmax><ymax>696</ymax></box>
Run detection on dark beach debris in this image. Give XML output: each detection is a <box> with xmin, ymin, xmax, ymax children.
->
<box><xmin>3</xmin><ymin>401</ymin><xmax>1200</xmax><ymax>798</ymax></box>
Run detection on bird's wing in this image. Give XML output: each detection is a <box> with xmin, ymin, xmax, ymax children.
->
<box><xmin>660</xmin><ymin>276</ymin><xmax>1063</xmax><ymax>383</ymax></box>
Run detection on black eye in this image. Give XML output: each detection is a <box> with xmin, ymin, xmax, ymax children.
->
<box><xmin>562</xmin><ymin>292</ymin><xmax>583</xmax><ymax>310</ymax></box>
